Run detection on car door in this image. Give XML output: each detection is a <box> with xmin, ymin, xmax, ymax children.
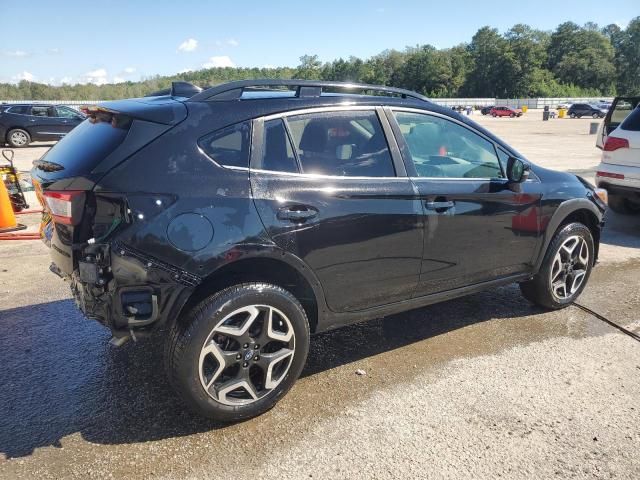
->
<box><xmin>250</xmin><ymin>106</ymin><xmax>424</xmax><ymax>313</ymax></box>
<box><xmin>386</xmin><ymin>108</ymin><xmax>541</xmax><ymax>295</ymax></box>
<box><xmin>53</xmin><ymin>106</ymin><xmax>84</xmax><ymax>135</ymax></box>
<box><xmin>27</xmin><ymin>105</ymin><xmax>60</xmax><ymax>140</ymax></box>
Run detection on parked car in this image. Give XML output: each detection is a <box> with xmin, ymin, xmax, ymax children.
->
<box><xmin>556</xmin><ymin>103</ymin><xmax>572</xmax><ymax>110</ymax></box>
<box><xmin>490</xmin><ymin>106</ymin><xmax>523</xmax><ymax>117</ymax></box>
<box><xmin>596</xmin><ymin>96</ymin><xmax>640</xmax><ymax>150</ymax></box>
<box><xmin>32</xmin><ymin>80</ymin><xmax>606</xmax><ymax>421</ymax></box>
<box><xmin>595</xmin><ymin>100</ymin><xmax>640</xmax><ymax>214</ymax></box>
<box><xmin>0</xmin><ymin>104</ymin><xmax>85</xmax><ymax>147</ymax></box>
<box><xmin>480</xmin><ymin>106</ymin><xmax>494</xmax><ymax>115</ymax></box>
<box><xmin>567</xmin><ymin>103</ymin><xmax>606</xmax><ymax>119</ymax></box>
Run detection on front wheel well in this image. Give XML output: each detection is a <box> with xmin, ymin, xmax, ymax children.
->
<box><xmin>181</xmin><ymin>257</ymin><xmax>319</xmax><ymax>332</ymax></box>
<box><xmin>558</xmin><ymin>208</ymin><xmax>601</xmax><ymax>263</ymax></box>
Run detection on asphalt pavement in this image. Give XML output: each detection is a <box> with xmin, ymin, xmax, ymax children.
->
<box><xmin>1</xmin><ymin>113</ymin><xmax>640</xmax><ymax>479</ymax></box>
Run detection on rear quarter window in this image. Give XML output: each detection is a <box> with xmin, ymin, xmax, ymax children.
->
<box><xmin>198</xmin><ymin>121</ymin><xmax>251</xmax><ymax>168</ymax></box>
<box><xmin>620</xmin><ymin>107</ymin><xmax>640</xmax><ymax>132</ymax></box>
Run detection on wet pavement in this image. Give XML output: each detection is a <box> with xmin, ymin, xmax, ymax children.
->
<box><xmin>1</xmin><ymin>121</ymin><xmax>640</xmax><ymax>478</ymax></box>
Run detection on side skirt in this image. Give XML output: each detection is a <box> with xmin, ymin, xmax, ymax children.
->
<box><xmin>316</xmin><ymin>272</ymin><xmax>533</xmax><ymax>333</ymax></box>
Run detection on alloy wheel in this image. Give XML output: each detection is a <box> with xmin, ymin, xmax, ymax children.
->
<box><xmin>549</xmin><ymin>235</ymin><xmax>589</xmax><ymax>301</ymax></box>
<box><xmin>198</xmin><ymin>305</ymin><xmax>295</xmax><ymax>406</ymax></box>
<box><xmin>10</xmin><ymin>131</ymin><xmax>28</xmax><ymax>146</ymax></box>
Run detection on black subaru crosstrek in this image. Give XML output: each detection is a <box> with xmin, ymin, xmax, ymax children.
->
<box><xmin>32</xmin><ymin>80</ymin><xmax>607</xmax><ymax>421</ymax></box>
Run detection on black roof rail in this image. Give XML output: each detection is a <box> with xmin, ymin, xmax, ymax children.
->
<box><xmin>145</xmin><ymin>81</ymin><xmax>203</xmax><ymax>98</ymax></box>
<box><xmin>187</xmin><ymin>79</ymin><xmax>430</xmax><ymax>103</ymax></box>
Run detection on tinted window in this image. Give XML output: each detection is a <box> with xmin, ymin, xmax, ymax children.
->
<box><xmin>286</xmin><ymin>110</ymin><xmax>395</xmax><ymax>177</ymax></box>
<box><xmin>393</xmin><ymin>111</ymin><xmax>503</xmax><ymax>179</ymax></box>
<box><xmin>31</xmin><ymin>106</ymin><xmax>52</xmax><ymax>117</ymax></box>
<box><xmin>199</xmin><ymin>122</ymin><xmax>251</xmax><ymax>168</ymax></box>
<box><xmin>55</xmin><ymin>106</ymin><xmax>81</xmax><ymax>118</ymax></box>
<box><xmin>7</xmin><ymin>106</ymin><xmax>30</xmax><ymax>115</ymax></box>
<box><xmin>620</xmin><ymin>107</ymin><xmax>640</xmax><ymax>132</ymax></box>
<box><xmin>260</xmin><ymin>119</ymin><xmax>298</xmax><ymax>173</ymax></box>
<box><xmin>39</xmin><ymin>112</ymin><xmax>131</xmax><ymax>177</ymax></box>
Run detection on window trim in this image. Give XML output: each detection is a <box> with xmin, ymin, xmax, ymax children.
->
<box><xmin>249</xmin><ymin>105</ymin><xmax>404</xmax><ymax>179</ymax></box>
<box><xmin>385</xmin><ymin>107</ymin><xmax>508</xmax><ymax>181</ymax></box>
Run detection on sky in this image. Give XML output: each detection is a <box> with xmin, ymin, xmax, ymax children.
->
<box><xmin>0</xmin><ymin>0</ymin><xmax>637</xmax><ymax>86</ymax></box>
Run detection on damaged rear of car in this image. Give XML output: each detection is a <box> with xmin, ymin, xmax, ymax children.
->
<box><xmin>31</xmin><ymin>94</ymin><xmax>198</xmax><ymax>341</ymax></box>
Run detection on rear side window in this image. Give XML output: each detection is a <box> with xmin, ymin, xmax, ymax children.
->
<box><xmin>7</xmin><ymin>106</ymin><xmax>30</xmax><ymax>115</ymax></box>
<box><xmin>199</xmin><ymin>121</ymin><xmax>251</xmax><ymax>168</ymax></box>
<box><xmin>31</xmin><ymin>106</ymin><xmax>52</xmax><ymax>117</ymax></box>
<box><xmin>285</xmin><ymin>110</ymin><xmax>395</xmax><ymax>177</ymax></box>
<box><xmin>620</xmin><ymin>107</ymin><xmax>640</xmax><ymax>132</ymax></box>
<box><xmin>260</xmin><ymin>119</ymin><xmax>298</xmax><ymax>173</ymax></box>
<box><xmin>39</xmin><ymin>112</ymin><xmax>131</xmax><ymax>177</ymax></box>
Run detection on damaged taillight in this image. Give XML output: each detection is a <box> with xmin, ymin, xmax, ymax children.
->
<box><xmin>43</xmin><ymin>190</ymin><xmax>85</xmax><ymax>225</ymax></box>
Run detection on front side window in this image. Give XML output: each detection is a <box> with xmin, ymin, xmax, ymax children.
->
<box><xmin>55</xmin><ymin>106</ymin><xmax>81</xmax><ymax>118</ymax></box>
<box><xmin>285</xmin><ymin>110</ymin><xmax>395</xmax><ymax>177</ymax></box>
<box><xmin>199</xmin><ymin>121</ymin><xmax>251</xmax><ymax>168</ymax></box>
<box><xmin>393</xmin><ymin>111</ymin><xmax>503</xmax><ymax>179</ymax></box>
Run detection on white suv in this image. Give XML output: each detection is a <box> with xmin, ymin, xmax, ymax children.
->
<box><xmin>596</xmin><ymin>99</ymin><xmax>640</xmax><ymax>214</ymax></box>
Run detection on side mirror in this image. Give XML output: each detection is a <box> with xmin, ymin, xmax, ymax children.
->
<box><xmin>507</xmin><ymin>157</ymin><xmax>530</xmax><ymax>183</ymax></box>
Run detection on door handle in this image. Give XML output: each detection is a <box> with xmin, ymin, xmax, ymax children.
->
<box><xmin>425</xmin><ymin>200</ymin><xmax>455</xmax><ymax>211</ymax></box>
<box><xmin>277</xmin><ymin>206</ymin><xmax>318</xmax><ymax>222</ymax></box>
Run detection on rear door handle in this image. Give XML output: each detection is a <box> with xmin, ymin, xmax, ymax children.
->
<box><xmin>277</xmin><ymin>206</ymin><xmax>318</xmax><ymax>222</ymax></box>
<box><xmin>425</xmin><ymin>200</ymin><xmax>455</xmax><ymax>210</ymax></box>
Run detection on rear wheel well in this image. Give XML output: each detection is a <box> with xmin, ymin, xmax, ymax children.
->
<box><xmin>182</xmin><ymin>258</ymin><xmax>319</xmax><ymax>332</ymax></box>
<box><xmin>558</xmin><ymin>208</ymin><xmax>601</xmax><ymax>262</ymax></box>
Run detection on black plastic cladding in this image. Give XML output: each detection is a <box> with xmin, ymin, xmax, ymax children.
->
<box><xmin>35</xmin><ymin>81</ymin><xmax>605</xmax><ymax>335</ymax></box>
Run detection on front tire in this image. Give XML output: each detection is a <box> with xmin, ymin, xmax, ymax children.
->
<box><xmin>520</xmin><ymin>222</ymin><xmax>594</xmax><ymax>309</ymax></box>
<box><xmin>166</xmin><ymin>283</ymin><xmax>310</xmax><ymax>421</ymax></box>
<box><xmin>569</xmin><ymin>113</ymin><xmax>576</xmax><ymax>118</ymax></box>
<box><xmin>7</xmin><ymin>129</ymin><xmax>31</xmax><ymax>148</ymax></box>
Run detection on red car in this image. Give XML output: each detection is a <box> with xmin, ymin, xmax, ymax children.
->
<box><xmin>490</xmin><ymin>106</ymin><xmax>523</xmax><ymax>118</ymax></box>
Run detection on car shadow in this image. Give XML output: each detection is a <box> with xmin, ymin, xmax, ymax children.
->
<box><xmin>599</xmin><ymin>210</ymin><xmax>640</xmax><ymax>249</ymax></box>
<box><xmin>0</xmin><ymin>284</ymin><xmax>544</xmax><ymax>458</ymax></box>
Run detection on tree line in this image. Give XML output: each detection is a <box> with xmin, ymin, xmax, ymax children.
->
<box><xmin>1</xmin><ymin>18</ymin><xmax>638</xmax><ymax>101</ymax></box>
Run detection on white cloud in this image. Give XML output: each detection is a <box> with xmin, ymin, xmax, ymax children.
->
<box><xmin>4</xmin><ymin>50</ymin><xmax>29</xmax><ymax>57</ymax></box>
<box><xmin>215</xmin><ymin>38</ymin><xmax>239</xmax><ymax>48</ymax></box>
<box><xmin>178</xmin><ymin>38</ymin><xmax>198</xmax><ymax>52</ymax></box>
<box><xmin>81</xmin><ymin>68</ymin><xmax>108</xmax><ymax>85</ymax></box>
<box><xmin>123</xmin><ymin>66</ymin><xmax>136</xmax><ymax>74</ymax></box>
<box><xmin>12</xmin><ymin>71</ymin><xmax>35</xmax><ymax>82</ymax></box>
<box><xmin>202</xmin><ymin>56</ymin><xmax>235</xmax><ymax>68</ymax></box>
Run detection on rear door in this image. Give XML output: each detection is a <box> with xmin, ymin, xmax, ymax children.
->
<box><xmin>250</xmin><ymin>106</ymin><xmax>424</xmax><ymax>313</ymax></box>
<box><xmin>28</xmin><ymin>105</ymin><xmax>60</xmax><ymax>139</ymax></box>
<box><xmin>386</xmin><ymin>108</ymin><xmax>541</xmax><ymax>295</ymax></box>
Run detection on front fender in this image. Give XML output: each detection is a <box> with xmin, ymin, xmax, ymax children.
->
<box><xmin>534</xmin><ymin>198</ymin><xmax>604</xmax><ymax>270</ymax></box>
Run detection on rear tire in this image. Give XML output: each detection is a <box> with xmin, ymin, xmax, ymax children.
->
<box><xmin>569</xmin><ymin>113</ymin><xmax>576</xmax><ymax>118</ymax></box>
<box><xmin>608</xmin><ymin>194</ymin><xmax>640</xmax><ymax>215</ymax></box>
<box><xmin>6</xmin><ymin>129</ymin><xmax>30</xmax><ymax>148</ymax></box>
<box><xmin>592</xmin><ymin>113</ymin><xmax>599</xmax><ymax>119</ymax></box>
<box><xmin>165</xmin><ymin>283</ymin><xmax>310</xmax><ymax>421</ymax></box>
<box><xmin>510</xmin><ymin>113</ymin><xmax>515</xmax><ymax>118</ymax></box>
<box><xmin>520</xmin><ymin>222</ymin><xmax>594</xmax><ymax>309</ymax></box>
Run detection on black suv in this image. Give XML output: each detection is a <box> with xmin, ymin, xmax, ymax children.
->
<box><xmin>32</xmin><ymin>80</ymin><xmax>606</xmax><ymax>421</ymax></box>
<box><xmin>567</xmin><ymin>103</ymin><xmax>607</xmax><ymax>119</ymax></box>
<box><xmin>0</xmin><ymin>103</ymin><xmax>85</xmax><ymax>147</ymax></box>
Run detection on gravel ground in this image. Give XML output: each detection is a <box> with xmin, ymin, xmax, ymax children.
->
<box><xmin>1</xmin><ymin>110</ymin><xmax>639</xmax><ymax>479</ymax></box>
